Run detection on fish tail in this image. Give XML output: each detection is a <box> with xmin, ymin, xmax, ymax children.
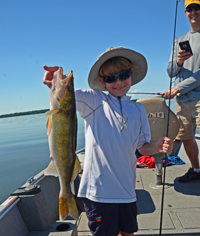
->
<box><xmin>59</xmin><ymin>194</ymin><xmax>79</xmax><ymax>221</ymax></box>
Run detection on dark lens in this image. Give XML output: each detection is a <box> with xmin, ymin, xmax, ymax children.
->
<box><xmin>119</xmin><ymin>70</ymin><xmax>132</xmax><ymax>80</ymax></box>
<box><xmin>103</xmin><ymin>75</ymin><xmax>116</xmax><ymax>83</ymax></box>
<box><xmin>186</xmin><ymin>5</ymin><xmax>200</xmax><ymax>12</ymax></box>
<box><xmin>186</xmin><ymin>7</ymin><xmax>192</xmax><ymax>12</ymax></box>
<box><xmin>194</xmin><ymin>5</ymin><xmax>200</xmax><ymax>10</ymax></box>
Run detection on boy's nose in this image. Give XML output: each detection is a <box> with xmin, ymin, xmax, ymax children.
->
<box><xmin>115</xmin><ymin>77</ymin><xmax>122</xmax><ymax>83</ymax></box>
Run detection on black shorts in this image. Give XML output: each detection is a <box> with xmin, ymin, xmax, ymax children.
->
<box><xmin>81</xmin><ymin>198</ymin><xmax>138</xmax><ymax>236</ymax></box>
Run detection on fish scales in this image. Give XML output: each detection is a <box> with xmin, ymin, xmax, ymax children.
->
<box><xmin>45</xmin><ymin>68</ymin><xmax>81</xmax><ymax>220</ymax></box>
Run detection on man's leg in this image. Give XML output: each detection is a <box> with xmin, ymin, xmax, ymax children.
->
<box><xmin>176</xmin><ymin>101</ymin><xmax>200</xmax><ymax>182</ymax></box>
<box><xmin>182</xmin><ymin>138</ymin><xmax>199</xmax><ymax>168</ymax></box>
<box><xmin>179</xmin><ymin>138</ymin><xmax>200</xmax><ymax>182</ymax></box>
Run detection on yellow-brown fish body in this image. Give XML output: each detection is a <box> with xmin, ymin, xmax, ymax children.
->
<box><xmin>45</xmin><ymin>67</ymin><xmax>81</xmax><ymax>220</ymax></box>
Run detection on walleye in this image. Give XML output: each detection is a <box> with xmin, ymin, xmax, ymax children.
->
<box><xmin>44</xmin><ymin>67</ymin><xmax>81</xmax><ymax>220</ymax></box>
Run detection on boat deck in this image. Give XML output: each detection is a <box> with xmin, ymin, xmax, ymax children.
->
<box><xmin>76</xmin><ymin>163</ymin><xmax>200</xmax><ymax>236</ymax></box>
<box><xmin>25</xmin><ymin>163</ymin><xmax>200</xmax><ymax>236</ymax></box>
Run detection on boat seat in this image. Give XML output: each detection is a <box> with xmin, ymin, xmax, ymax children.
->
<box><xmin>137</xmin><ymin>97</ymin><xmax>180</xmax><ymax>161</ymax></box>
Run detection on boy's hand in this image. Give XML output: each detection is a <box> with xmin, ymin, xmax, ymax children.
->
<box><xmin>156</xmin><ymin>137</ymin><xmax>173</xmax><ymax>154</ymax></box>
<box><xmin>43</xmin><ymin>65</ymin><xmax>59</xmax><ymax>88</ymax></box>
<box><xmin>138</xmin><ymin>137</ymin><xmax>173</xmax><ymax>156</ymax></box>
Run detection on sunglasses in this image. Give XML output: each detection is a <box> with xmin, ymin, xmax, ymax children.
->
<box><xmin>186</xmin><ymin>4</ymin><xmax>200</xmax><ymax>12</ymax></box>
<box><xmin>101</xmin><ymin>70</ymin><xmax>132</xmax><ymax>83</ymax></box>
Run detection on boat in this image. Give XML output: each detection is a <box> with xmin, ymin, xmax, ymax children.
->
<box><xmin>1</xmin><ymin>97</ymin><xmax>200</xmax><ymax>236</ymax></box>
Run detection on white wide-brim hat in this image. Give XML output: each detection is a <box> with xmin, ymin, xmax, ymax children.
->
<box><xmin>88</xmin><ymin>46</ymin><xmax>148</xmax><ymax>91</ymax></box>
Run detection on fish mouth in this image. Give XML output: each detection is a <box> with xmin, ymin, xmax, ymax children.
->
<box><xmin>56</xmin><ymin>68</ymin><xmax>73</xmax><ymax>91</ymax></box>
<box><xmin>49</xmin><ymin>68</ymin><xmax>74</xmax><ymax>109</ymax></box>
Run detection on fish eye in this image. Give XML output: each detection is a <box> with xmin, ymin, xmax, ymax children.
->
<box><xmin>68</xmin><ymin>83</ymin><xmax>74</xmax><ymax>92</ymax></box>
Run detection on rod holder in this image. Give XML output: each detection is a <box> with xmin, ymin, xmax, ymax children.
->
<box><xmin>156</xmin><ymin>163</ymin><xmax>163</xmax><ymax>185</ymax></box>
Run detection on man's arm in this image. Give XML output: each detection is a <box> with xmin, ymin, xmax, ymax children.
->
<box><xmin>175</xmin><ymin>69</ymin><xmax>200</xmax><ymax>94</ymax></box>
<box><xmin>167</xmin><ymin>40</ymin><xmax>192</xmax><ymax>79</ymax></box>
<box><xmin>165</xmin><ymin>40</ymin><xmax>193</xmax><ymax>98</ymax></box>
<box><xmin>167</xmin><ymin>40</ymin><xmax>182</xmax><ymax>78</ymax></box>
<box><xmin>165</xmin><ymin>69</ymin><xmax>200</xmax><ymax>98</ymax></box>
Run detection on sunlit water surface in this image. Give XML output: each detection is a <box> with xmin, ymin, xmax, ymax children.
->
<box><xmin>0</xmin><ymin>113</ymin><xmax>85</xmax><ymax>204</ymax></box>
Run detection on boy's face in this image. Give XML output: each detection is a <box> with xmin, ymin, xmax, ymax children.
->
<box><xmin>99</xmin><ymin>67</ymin><xmax>132</xmax><ymax>97</ymax></box>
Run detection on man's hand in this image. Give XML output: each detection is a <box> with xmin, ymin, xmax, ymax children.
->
<box><xmin>165</xmin><ymin>86</ymin><xmax>180</xmax><ymax>98</ymax></box>
<box><xmin>43</xmin><ymin>65</ymin><xmax>59</xmax><ymax>88</ymax></box>
<box><xmin>155</xmin><ymin>137</ymin><xmax>173</xmax><ymax>154</ymax></box>
<box><xmin>177</xmin><ymin>49</ymin><xmax>192</xmax><ymax>67</ymax></box>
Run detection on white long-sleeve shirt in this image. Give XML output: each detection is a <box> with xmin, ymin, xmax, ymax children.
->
<box><xmin>75</xmin><ymin>89</ymin><xmax>150</xmax><ymax>203</ymax></box>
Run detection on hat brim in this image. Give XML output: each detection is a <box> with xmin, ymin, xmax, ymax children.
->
<box><xmin>88</xmin><ymin>48</ymin><xmax>148</xmax><ymax>91</ymax></box>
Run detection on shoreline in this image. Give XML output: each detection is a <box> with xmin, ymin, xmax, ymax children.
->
<box><xmin>0</xmin><ymin>109</ymin><xmax>49</xmax><ymax>118</ymax></box>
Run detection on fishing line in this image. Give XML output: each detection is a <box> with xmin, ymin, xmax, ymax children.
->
<box><xmin>159</xmin><ymin>0</ymin><xmax>180</xmax><ymax>235</ymax></box>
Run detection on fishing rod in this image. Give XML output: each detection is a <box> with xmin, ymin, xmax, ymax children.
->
<box><xmin>127</xmin><ymin>92</ymin><xmax>164</xmax><ymax>96</ymax></box>
<box><xmin>159</xmin><ymin>0</ymin><xmax>180</xmax><ymax>235</ymax></box>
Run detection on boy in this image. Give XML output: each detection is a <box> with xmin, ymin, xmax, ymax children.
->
<box><xmin>43</xmin><ymin>46</ymin><xmax>173</xmax><ymax>236</ymax></box>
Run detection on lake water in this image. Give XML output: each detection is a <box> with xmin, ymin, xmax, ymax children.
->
<box><xmin>0</xmin><ymin>98</ymin><xmax>177</xmax><ymax>204</ymax></box>
<box><xmin>0</xmin><ymin>113</ymin><xmax>85</xmax><ymax>204</ymax></box>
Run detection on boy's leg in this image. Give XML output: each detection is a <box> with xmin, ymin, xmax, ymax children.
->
<box><xmin>118</xmin><ymin>231</ymin><xmax>134</xmax><ymax>236</ymax></box>
<box><xmin>81</xmin><ymin>198</ymin><xmax>138</xmax><ymax>236</ymax></box>
<box><xmin>81</xmin><ymin>198</ymin><xmax>119</xmax><ymax>236</ymax></box>
<box><xmin>118</xmin><ymin>202</ymin><xmax>138</xmax><ymax>235</ymax></box>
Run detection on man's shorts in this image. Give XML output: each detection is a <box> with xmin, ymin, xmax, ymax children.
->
<box><xmin>81</xmin><ymin>198</ymin><xmax>138</xmax><ymax>236</ymax></box>
<box><xmin>176</xmin><ymin>100</ymin><xmax>200</xmax><ymax>140</ymax></box>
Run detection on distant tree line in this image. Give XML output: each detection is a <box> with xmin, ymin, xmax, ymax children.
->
<box><xmin>0</xmin><ymin>109</ymin><xmax>49</xmax><ymax>118</ymax></box>
<box><xmin>0</xmin><ymin>97</ymin><xmax>164</xmax><ymax>118</ymax></box>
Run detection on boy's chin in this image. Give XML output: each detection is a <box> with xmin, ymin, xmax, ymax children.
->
<box><xmin>110</xmin><ymin>91</ymin><xmax>127</xmax><ymax>97</ymax></box>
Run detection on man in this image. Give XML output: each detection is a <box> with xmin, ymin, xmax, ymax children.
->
<box><xmin>165</xmin><ymin>0</ymin><xmax>200</xmax><ymax>182</ymax></box>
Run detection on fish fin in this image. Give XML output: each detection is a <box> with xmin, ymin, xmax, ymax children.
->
<box><xmin>70</xmin><ymin>156</ymin><xmax>81</xmax><ymax>183</ymax></box>
<box><xmin>44</xmin><ymin>109</ymin><xmax>60</xmax><ymax>116</ymax></box>
<box><xmin>46</xmin><ymin>116</ymin><xmax>52</xmax><ymax>135</ymax></box>
<box><xmin>44</xmin><ymin>160</ymin><xmax>59</xmax><ymax>177</ymax></box>
<box><xmin>59</xmin><ymin>193</ymin><xmax>79</xmax><ymax>221</ymax></box>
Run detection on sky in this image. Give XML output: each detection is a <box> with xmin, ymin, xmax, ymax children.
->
<box><xmin>0</xmin><ymin>0</ymin><xmax>191</xmax><ymax>115</ymax></box>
